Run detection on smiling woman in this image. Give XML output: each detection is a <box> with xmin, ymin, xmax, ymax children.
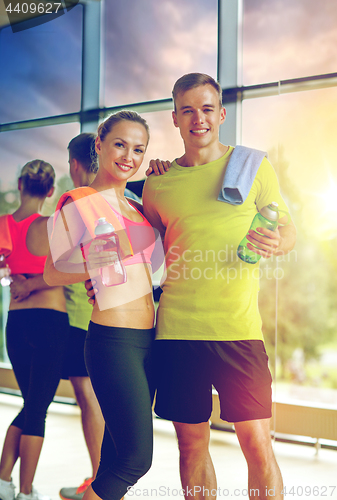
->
<box><xmin>44</xmin><ymin>110</ymin><xmax>162</xmax><ymax>500</ymax></box>
<box><xmin>95</xmin><ymin>111</ymin><xmax>149</xmax><ymax>186</ymax></box>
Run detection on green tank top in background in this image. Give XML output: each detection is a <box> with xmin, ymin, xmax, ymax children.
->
<box><xmin>64</xmin><ymin>282</ymin><xmax>92</xmax><ymax>331</ymax></box>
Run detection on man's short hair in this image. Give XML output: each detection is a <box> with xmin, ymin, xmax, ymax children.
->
<box><xmin>68</xmin><ymin>133</ymin><xmax>98</xmax><ymax>173</ymax></box>
<box><xmin>172</xmin><ymin>73</ymin><xmax>223</xmax><ymax>111</ymax></box>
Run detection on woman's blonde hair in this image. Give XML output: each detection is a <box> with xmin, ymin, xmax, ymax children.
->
<box><xmin>19</xmin><ymin>159</ymin><xmax>55</xmax><ymax>197</ymax></box>
<box><xmin>97</xmin><ymin>110</ymin><xmax>150</xmax><ymax>146</ymax></box>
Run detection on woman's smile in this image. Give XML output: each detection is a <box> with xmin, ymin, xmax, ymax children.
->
<box><xmin>115</xmin><ymin>162</ymin><xmax>133</xmax><ymax>172</ymax></box>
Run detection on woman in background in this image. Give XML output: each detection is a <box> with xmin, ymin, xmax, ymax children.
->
<box><xmin>0</xmin><ymin>160</ymin><xmax>69</xmax><ymax>500</ymax></box>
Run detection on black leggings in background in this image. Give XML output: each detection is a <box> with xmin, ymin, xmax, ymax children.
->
<box><xmin>6</xmin><ymin>309</ymin><xmax>69</xmax><ymax>437</ymax></box>
<box><xmin>84</xmin><ymin>322</ymin><xmax>155</xmax><ymax>500</ymax></box>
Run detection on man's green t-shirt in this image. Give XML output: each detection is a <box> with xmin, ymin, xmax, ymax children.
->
<box><xmin>64</xmin><ymin>281</ymin><xmax>92</xmax><ymax>331</ymax></box>
<box><xmin>143</xmin><ymin>147</ymin><xmax>288</xmax><ymax>342</ymax></box>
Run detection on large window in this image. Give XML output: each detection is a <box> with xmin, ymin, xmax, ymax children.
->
<box><xmin>0</xmin><ymin>3</ymin><xmax>336</xmax><ymax>498</ymax></box>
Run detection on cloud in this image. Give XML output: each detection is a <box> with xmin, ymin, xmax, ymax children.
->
<box><xmin>242</xmin><ymin>0</ymin><xmax>337</xmax><ymax>84</ymax></box>
<box><xmin>103</xmin><ymin>0</ymin><xmax>218</xmax><ymax>105</ymax></box>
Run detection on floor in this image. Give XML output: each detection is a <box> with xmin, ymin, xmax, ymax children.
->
<box><xmin>1</xmin><ymin>393</ymin><xmax>337</xmax><ymax>500</ymax></box>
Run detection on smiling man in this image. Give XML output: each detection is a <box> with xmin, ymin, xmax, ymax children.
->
<box><xmin>143</xmin><ymin>73</ymin><xmax>296</xmax><ymax>500</ymax></box>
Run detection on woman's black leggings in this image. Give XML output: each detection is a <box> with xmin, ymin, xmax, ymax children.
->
<box><xmin>6</xmin><ymin>309</ymin><xmax>69</xmax><ymax>437</ymax></box>
<box><xmin>84</xmin><ymin>322</ymin><xmax>155</xmax><ymax>500</ymax></box>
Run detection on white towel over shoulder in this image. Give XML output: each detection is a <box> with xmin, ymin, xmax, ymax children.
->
<box><xmin>218</xmin><ymin>145</ymin><xmax>267</xmax><ymax>205</ymax></box>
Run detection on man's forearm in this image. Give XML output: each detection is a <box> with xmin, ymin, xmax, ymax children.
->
<box><xmin>24</xmin><ymin>274</ymin><xmax>52</xmax><ymax>293</ymax></box>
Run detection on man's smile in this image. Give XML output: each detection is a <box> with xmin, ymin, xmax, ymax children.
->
<box><xmin>190</xmin><ymin>128</ymin><xmax>209</xmax><ymax>135</ymax></box>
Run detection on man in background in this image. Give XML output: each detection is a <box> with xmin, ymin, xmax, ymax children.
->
<box><xmin>59</xmin><ymin>133</ymin><xmax>104</xmax><ymax>500</ymax></box>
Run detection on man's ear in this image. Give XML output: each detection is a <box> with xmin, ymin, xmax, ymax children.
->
<box><xmin>70</xmin><ymin>158</ymin><xmax>79</xmax><ymax>172</ymax></box>
<box><xmin>172</xmin><ymin>111</ymin><xmax>179</xmax><ymax>128</ymax></box>
<box><xmin>46</xmin><ymin>186</ymin><xmax>55</xmax><ymax>198</ymax></box>
<box><xmin>220</xmin><ymin>107</ymin><xmax>226</xmax><ymax>124</ymax></box>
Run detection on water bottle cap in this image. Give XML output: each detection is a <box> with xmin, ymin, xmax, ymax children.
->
<box><xmin>94</xmin><ymin>218</ymin><xmax>115</xmax><ymax>234</ymax></box>
<box><xmin>259</xmin><ymin>202</ymin><xmax>279</xmax><ymax>221</ymax></box>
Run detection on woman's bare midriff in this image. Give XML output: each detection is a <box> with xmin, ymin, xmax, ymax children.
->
<box><xmin>90</xmin><ymin>263</ymin><xmax>155</xmax><ymax>329</ymax></box>
<box><xmin>9</xmin><ymin>273</ymin><xmax>67</xmax><ymax>312</ymax></box>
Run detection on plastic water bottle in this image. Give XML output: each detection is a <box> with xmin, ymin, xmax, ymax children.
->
<box><xmin>94</xmin><ymin>218</ymin><xmax>127</xmax><ymax>286</ymax></box>
<box><xmin>237</xmin><ymin>202</ymin><xmax>288</xmax><ymax>264</ymax></box>
<box><xmin>0</xmin><ymin>254</ymin><xmax>12</xmax><ymax>287</ymax></box>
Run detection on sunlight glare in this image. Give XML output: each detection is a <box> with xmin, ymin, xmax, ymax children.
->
<box><xmin>320</xmin><ymin>180</ymin><xmax>337</xmax><ymax>216</ymax></box>
<box><xmin>314</xmin><ymin>177</ymin><xmax>337</xmax><ymax>239</ymax></box>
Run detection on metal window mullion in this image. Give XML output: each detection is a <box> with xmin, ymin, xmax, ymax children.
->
<box><xmin>217</xmin><ymin>0</ymin><xmax>242</xmax><ymax>147</ymax></box>
<box><xmin>1</xmin><ymin>73</ymin><xmax>337</xmax><ymax>133</ymax></box>
<box><xmin>80</xmin><ymin>0</ymin><xmax>102</xmax><ymax>132</ymax></box>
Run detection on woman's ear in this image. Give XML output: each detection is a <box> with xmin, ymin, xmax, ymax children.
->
<box><xmin>95</xmin><ymin>136</ymin><xmax>102</xmax><ymax>155</ymax></box>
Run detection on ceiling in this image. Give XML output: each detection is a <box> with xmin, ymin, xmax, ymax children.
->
<box><xmin>0</xmin><ymin>1</ymin><xmax>14</xmax><ymax>27</ymax></box>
